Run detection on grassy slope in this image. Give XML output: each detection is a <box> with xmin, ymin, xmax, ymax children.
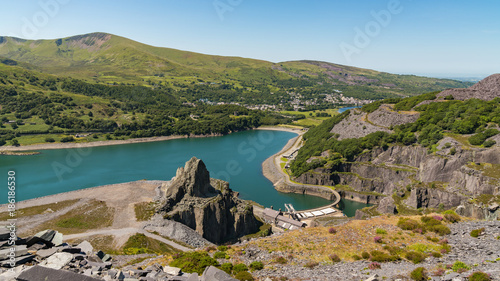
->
<box><xmin>224</xmin><ymin>214</ymin><xmax>455</xmax><ymax>264</ymax></box>
<box><xmin>0</xmin><ymin>33</ymin><xmax>471</xmax><ymax>97</ymax></box>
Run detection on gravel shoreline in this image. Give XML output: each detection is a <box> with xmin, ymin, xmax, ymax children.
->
<box><xmin>0</xmin><ymin>180</ymin><xmax>163</xmax><ymax>210</ymax></box>
<box><xmin>0</xmin><ymin>126</ymin><xmax>302</xmax><ymax>152</ymax></box>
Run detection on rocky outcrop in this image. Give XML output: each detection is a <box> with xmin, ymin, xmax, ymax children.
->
<box><xmin>158</xmin><ymin>157</ymin><xmax>261</xmax><ymax>244</ymax></box>
<box><xmin>377</xmin><ymin>196</ymin><xmax>397</xmax><ymax>214</ymax></box>
<box><xmin>294</xmin><ymin>137</ymin><xmax>500</xmax><ymax>217</ymax></box>
<box><xmin>338</xmin><ymin>190</ymin><xmax>382</xmax><ymax>204</ymax></box>
<box><xmin>456</xmin><ymin>202</ymin><xmax>500</xmax><ymax>220</ymax></box>
<box><xmin>143</xmin><ymin>214</ymin><xmax>213</xmax><ymax>248</ymax></box>
<box><xmin>448</xmin><ymin>166</ymin><xmax>499</xmax><ymax>197</ymax></box>
<box><xmin>404</xmin><ymin>187</ymin><xmax>464</xmax><ymax>209</ymax></box>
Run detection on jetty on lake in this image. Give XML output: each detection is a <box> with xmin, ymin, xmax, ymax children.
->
<box><xmin>262</xmin><ymin>202</ymin><xmax>343</xmax><ymax>230</ymax></box>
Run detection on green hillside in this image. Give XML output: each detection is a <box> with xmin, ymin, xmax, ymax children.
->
<box><xmin>290</xmin><ymin>92</ymin><xmax>500</xmax><ymax>176</ymax></box>
<box><xmin>0</xmin><ymin>33</ymin><xmax>472</xmax><ymax>106</ymax></box>
<box><xmin>0</xmin><ymin>62</ymin><xmax>290</xmax><ymax>146</ymax></box>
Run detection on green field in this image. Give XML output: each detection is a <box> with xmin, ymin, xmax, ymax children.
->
<box><xmin>281</xmin><ymin>109</ymin><xmax>339</xmax><ymax>127</ymax></box>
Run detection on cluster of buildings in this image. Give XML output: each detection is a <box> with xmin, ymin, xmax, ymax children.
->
<box><xmin>324</xmin><ymin>93</ymin><xmax>374</xmax><ymax>106</ymax></box>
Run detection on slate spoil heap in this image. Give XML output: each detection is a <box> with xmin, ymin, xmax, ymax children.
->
<box><xmin>0</xmin><ymin>227</ymin><xmax>239</xmax><ymax>280</ymax></box>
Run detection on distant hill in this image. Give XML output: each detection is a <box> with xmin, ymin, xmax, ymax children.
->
<box><xmin>437</xmin><ymin>73</ymin><xmax>500</xmax><ymax>101</ymax></box>
<box><xmin>0</xmin><ymin>32</ymin><xmax>472</xmax><ymax>104</ymax></box>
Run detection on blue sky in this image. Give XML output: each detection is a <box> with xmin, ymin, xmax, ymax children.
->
<box><xmin>1</xmin><ymin>0</ymin><xmax>499</xmax><ymax>78</ymax></box>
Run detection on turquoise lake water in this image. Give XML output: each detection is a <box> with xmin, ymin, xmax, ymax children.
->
<box><xmin>338</xmin><ymin>106</ymin><xmax>362</xmax><ymax>113</ymax></box>
<box><xmin>0</xmin><ymin>130</ymin><xmax>369</xmax><ymax>216</ymax></box>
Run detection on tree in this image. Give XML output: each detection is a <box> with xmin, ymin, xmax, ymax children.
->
<box><xmin>11</xmin><ymin>139</ymin><xmax>19</xmax><ymax>146</ymax></box>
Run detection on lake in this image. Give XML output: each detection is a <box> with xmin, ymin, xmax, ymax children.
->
<box><xmin>338</xmin><ymin>106</ymin><xmax>362</xmax><ymax>113</ymax></box>
<box><xmin>1</xmin><ymin>130</ymin><xmax>369</xmax><ymax>215</ymax></box>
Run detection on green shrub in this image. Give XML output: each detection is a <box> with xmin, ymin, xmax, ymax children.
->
<box><xmin>383</xmin><ymin>245</ymin><xmax>404</xmax><ymax>256</ymax></box>
<box><xmin>205</xmin><ymin>246</ymin><xmax>216</xmax><ymax>252</ymax></box>
<box><xmin>421</xmin><ymin>216</ymin><xmax>441</xmax><ymax>226</ymax></box>
<box><xmin>214</xmin><ymin>251</ymin><xmax>227</xmax><ymax>259</ymax></box>
<box><xmin>352</xmin><ymin>255</ymin><xmax>362</xmax><ymax>261</ymax></box>
<box><xmin>233</xmin><ymin>263</ymin><xmax>249</xmax><ymax>274</ymax></box>
<box><xmin>217</xmin><ymin>245</ymin><xmax>228</xmax><ymax>251</ymax></box>
<box><xmin>432</xmin><ymin>252</ymin><xmax>442</xmax><ymax>258</ymax></box>
<box><xmin>410</xmin><ymin>267</ymin><xmax>427</xmax><ymax>281</ymax></box>
<box><xmin>452</xmin><ymin>261</ymin><xmax>470</xmax><ymax>272</ymax></box>
<box><xmin>45</xmin><ymin>137</ymin><xmax>55</xmax><ymax>143</ymax></box>
<box><xmin>361</xmin><ymin>251</ymin><xmax>370</xmax><ymax>259</ymax></box>
<box><xmin>428</xmin><ymin>224</ymin><xmax>451</xmax><ymax>236</ymax></box>
<box><xmin>274</xmin><ymin>256</ymin><xmax>287</xmax><ymax>264</ymax></box>
<box><xmin>329</xmin><ymin>254</ymin><xmax>341</xmax><ymax>263</ymax></box>
<box><xmin>304</xmin><ymin>261</ymin><xmax>319</xmax><ymax>268</ymax></box>
<box><xmin>406</xmin><ymin>251</ymin><xmax>426</xmax><ymax>264</ymax></box>
<box><xmin>483</xmin><ymin>140</ymin><xmax>496</xmax><ymax>147</ymax></box>
<box><xmin>468</xmin><ymin>271</ymin><xmax>491</xmax><ymax>281</ymax></box>
<box><xmin>426</xmin><ymin>236</ymin><xmax>439</xmax><ymax>242</ymax></box>
<box><xmin>221</xmin><ymin>263</ymin><xmax>233</xmax><ymax>274</ymax></box>
<box><xmin>469</xmin><ymin>133</ymin><xmax>488</xmax><ymax>146</ymax></box>
<box><xmin>397</xmin><ymin>218</ymin><xmax>421</xmax><ymax>230</ymax></box>
<box><xmin>376</xmin><ymin>228</ymin><xmax>387</xmax><ymax>234</ymax></box>
<box><xmin>249</xmin><ymin>261</ymin><xmax>264</xmax><ymax>271</ymax></box>
<box><xmin>484</xmin><ymin>128</ymin><xmax>499</xmax><ymax>138</ymax></box>
<box><xmin>60</xmin><ymin>136</ymin><xmax>75</xmax><ymax>143</ymax></box>
<box><xmin>370</xmin><ymin>250</ymin><xmax>400</xmax><ymax>262</ymax></box>
<box><xmin>234</xmin><ymin>271</ymin><xmax>254</xmax><ymax>281</ymax></box>
<box><xmin>470</xmin><ymin>228</ymin><xmax>485</xmax><ymax>238</ymax></box>
<box><xmin>440</xmin><ymin>243</ymin><xmax>451</xmax><ymax>254</ymax></box>
<box><xmin>443</xmin><ymin>211</ymin><xmax>461</xmax><ymax>223</ymax></box>
<box><xmin>169</xmin><ymin>251</ymin><xmax>219</xmax><ymax>275</ymax></box>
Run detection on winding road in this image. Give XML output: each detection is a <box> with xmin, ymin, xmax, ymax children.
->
<box><xmin>64</xmin><ymin>227</ymin><xmax>192</xmax><ymax>252</ymax></box>
<box><xmin>262</xmin><ymin>128</ymin><xmax>342</xmax><ymax>212</ymax></box>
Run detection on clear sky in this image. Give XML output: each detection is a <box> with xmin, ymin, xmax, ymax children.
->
<box><xmin>1</xmin><ymin>0</ymin><xmax>499</xmax><ymax>78</ymax></box>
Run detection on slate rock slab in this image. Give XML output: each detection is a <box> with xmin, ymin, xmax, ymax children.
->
<box><xmin>17</xmin><ymin>265</ymin><xmax>101</xmax><ymax>281</ymax></box>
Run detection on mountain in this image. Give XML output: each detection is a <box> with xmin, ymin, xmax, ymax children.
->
<box><xmin>289</xmin><ymin>74</ymin><xmax>500</xmax><ymax>218</ymax></box>
<box><xmin>0</xmin><ymin>32</ymin><xmax>472</xmax><ymax>104</ymax></box>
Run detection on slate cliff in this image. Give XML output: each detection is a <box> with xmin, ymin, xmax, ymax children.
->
<box><xmin>157</xmin><ymin>157</ymin><xmax>261</xmax><ymax>244</ymax></box>
<box><xmin>292</xmin><ymin>74</ymin><xmax>500</xmax><ymax>219</ymax></box>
